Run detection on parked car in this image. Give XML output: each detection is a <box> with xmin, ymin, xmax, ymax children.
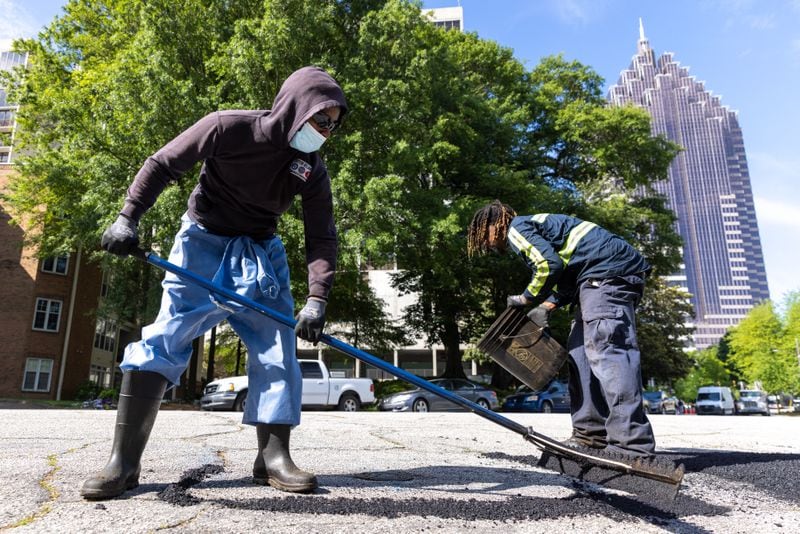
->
<box><xmin>696</xmin><ymin>386</ymin><xmax>735</xmax><ymax>415</ymax></box>
<box><xmin>642</xmin><ymin>390</ymin><xmax>677</xmax><ymax>414</ymax></box>
<box><xmin>736</xmin><ymin>390</ymin><xmax>770</xmax><ymax>416</ymax></box>
<box><xmin>767</xmin><ymin>393</ymin><xmax>794</xmax><ymax>414</ymax></box>
<box><xmin>378</xmin><ymin>378</ymin><xmax>499</xmax><ymax>412</ymax></box>
<box><xmin>200</xmin><ymin>359</ymin><xmax>375</xmax><ymax>412</ymax></box>
<box><xmin>501</xmin><ymin>381</ymin><xmax>570</xmax><ymax>413</ymax></box>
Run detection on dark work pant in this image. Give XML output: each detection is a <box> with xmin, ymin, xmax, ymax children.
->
<box><xmin>567</xmin><ymin>274</ymin><xmax>655</xmax><ymax>456</ymax></box>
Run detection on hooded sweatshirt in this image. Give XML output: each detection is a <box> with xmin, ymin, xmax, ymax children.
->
<box><xmin>120</xmin><ymin>66</ymin><xmax>348</xmax><ymax>300</ymax></box>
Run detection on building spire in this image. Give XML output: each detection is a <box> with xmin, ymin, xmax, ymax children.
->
<box><xmin>636</xmin><ymin>17</ymin><xmax>651</xmax><ymax>55</ymax></box>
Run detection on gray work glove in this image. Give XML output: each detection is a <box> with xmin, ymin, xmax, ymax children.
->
<box><xmin>295</xmin><ymin>297</ymin><xmax>327</xmax><ymax>344</ymax></box>
<box><xmin>101</xmin><ymin>214</ymin><xmax>139</xmax><ymax>257</ymax></box>
<box><xmin>527</xmin><ymin>304</ymin><xmax>551</xmax><ymax>328</ymax></box>
<box><xmin>506</xmin><ymin>293</ymin><xmax>532</xmax><ymax>308</ymax></box>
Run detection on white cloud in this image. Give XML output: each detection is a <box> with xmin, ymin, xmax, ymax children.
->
<box><xmin>748</xmin><ymin>151</ymin><xmax>799</xmax><ymax>178</ymax></box>
<box><xmin>753</xmin><ymin>197</ymin><xmax>800</xmax><ymax>229</ymax></box>
<box><xmin>551</xmin><ymin>0</ymin><xmax>600</xmax><ymax>26</ymax></box>
<box><xmin>0</xmin><ymin>0</ymin><xmax>39</xmax><ymax>48</ymax></box>
<box><xmin>748</xmin><ymin>14</ymin><xmax>776</xmax><ymax>30</ymax></box>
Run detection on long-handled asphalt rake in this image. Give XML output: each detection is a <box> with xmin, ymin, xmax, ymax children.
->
<box><xmin>138</xmin><ymin>250</ymin><xmax>684</xmax><ymax>501</ymax></box>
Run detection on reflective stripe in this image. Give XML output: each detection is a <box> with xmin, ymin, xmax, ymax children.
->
<box><xmin>558</xmin><ymin>221</ymin><xmax>597</xmax><ymax>265</ymax></box>
<box><xmin>508</xmin><ymin>227</ymin><xmax>550</xmax><ymax>295</ymax></box>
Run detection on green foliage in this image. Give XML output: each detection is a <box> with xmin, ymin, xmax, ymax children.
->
<box><xmin>637</xmin><ymin>278</ymin><xmax>695</xmax><ymax>384</ymax></box>
<box><xmin>727</xmin><ymin>297</ymin><xmax>800</xmax><ymax>395</ymax></box>
<box><xmin>374</xmin><ymin>378</ymin><xmax>414</xmax><ymax>399</ymax></box>
<box><xmin>203</xmin><ymin>324</ymin><xmax>247</xmax><ymax>378</ymax></box>
<box><xmin>673</xmin><ymin>346</ymin><xmax>732</xmax><ymax>402</ymax></box>
<box><xmin>97</xmin><ymin>387</ymin><xmax>119</xmax><ymax>401</ymax></box>
<box><xmin>6</xmin><ymin>0</ymin><xmax>687</xmax><ymax>380</ymax></box>
<box><xmin>74</xmin><ymin>380</ymin><xmax>102</xmax><ymax>401</ymax></box>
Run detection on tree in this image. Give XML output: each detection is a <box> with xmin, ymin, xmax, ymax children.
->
<box><xmin>635</xmin><ymin>278</ymin><xmax>695</xmax><ymax>385</ymax></box>
<box><xmin>727</xmin><ymin>297</ymin><xmax>800</xmax><ymax>395</ymax></box>
<box><xmin>673</xmin><ymin>346</ymin><xmax>731</xmax><ymax>402</ymax></box>
<box><xmin>4</xmin><ymin>0</ymin><xmax>399</xmax><ymax>336</ymax></box>
<box><xmin>6</xmin><ymin>0</ymin><xmax>688</xmax><ymax>382</ymax></box>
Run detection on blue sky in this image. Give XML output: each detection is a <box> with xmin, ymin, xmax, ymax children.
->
<box><xmin>2</xmin><ymin>0</ymin><xmax>799</xmax><ymax>302</ymax></box>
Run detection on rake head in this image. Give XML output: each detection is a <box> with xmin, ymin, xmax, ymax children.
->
<box><xmin>527</xmin><ymin>429</ymin><xmax>685</xmax><ymax>501</ymax></box>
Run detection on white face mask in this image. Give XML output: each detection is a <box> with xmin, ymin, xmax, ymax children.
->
<box><xmin>289</xmin><ymin>122</ymin><xmax>327</xmax><ymax>153</ymax></box>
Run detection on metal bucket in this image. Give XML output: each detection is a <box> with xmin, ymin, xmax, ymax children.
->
<box><xmin>477</xmin><ymin>307</ymin><xmax>568</xmax><ymax>391</ymax></box>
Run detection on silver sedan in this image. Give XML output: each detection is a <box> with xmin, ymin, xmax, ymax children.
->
<box><xmin>379</xmin><ymin>378</ymin><xmax>499</xmax><ymax>412</ymax></box>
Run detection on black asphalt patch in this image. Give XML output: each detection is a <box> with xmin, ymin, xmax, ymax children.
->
<box><xmin>206</xmin><ymin>492</ymin><xmax>726</xmax><ymax>530</ymax></box>
<box><xmin>662</xmin><ymin>449</ymin><xmax>800</xmax><ymax>504</ymax></box>
<box><xmin>158</xmin><ymin>464</ymin><xmax>224</xmax><ymax>507</ymax></box>
<box><xmin>156</xmin><ymin>449</ymin><xmax>798</xmax><ymax>530</ymax></box>
<box><xmin>482</xmin><ymin>453</ymin><xmax>726</xmax><ymax>517</ymax></box>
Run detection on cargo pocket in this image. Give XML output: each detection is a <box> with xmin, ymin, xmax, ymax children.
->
<box><xmin>583</xmin><ymin>305</ymin><xmax>626</xmax><ymax>351</ymax></box>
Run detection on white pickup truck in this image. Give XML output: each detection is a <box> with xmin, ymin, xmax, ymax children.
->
<box><xmin>200</xmin><ymin>359</ymin><xmax>375</xmax><ymax>412</ymax></box>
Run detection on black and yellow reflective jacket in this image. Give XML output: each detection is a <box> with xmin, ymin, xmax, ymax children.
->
<box><xmin>507</xmin><ymin>214</ymin><xmax>650</xmax><ymax>306</ymax></box>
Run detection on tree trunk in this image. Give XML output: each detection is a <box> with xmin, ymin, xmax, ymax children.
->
<box><xmin>441</xmin><ymin>316</ymin><xmax>466</xmax><ymax>378</ymax></box>
<box><xmin>185</xmin><ymin>336</ymin><xmax>200</xmax><ymax>401</ymax></box>
<box><xmin>206</xmin><ymin>326</ymin><xmax>216</xmax><ymax>382</ymax></box>
<box><xmin>235</xmin><ymin>338</ymin><xmax>242</xmax><ymax>375</ymax></box>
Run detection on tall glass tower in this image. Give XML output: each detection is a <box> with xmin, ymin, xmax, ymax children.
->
<box><xmin>607</xmin><ymin>21</ymin><xmax>770</xmax><ymax>348</ymax></box>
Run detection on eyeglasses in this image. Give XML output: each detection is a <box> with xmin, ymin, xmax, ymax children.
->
<box><xmin>311</xmin><ymin>112</ymin><xmax>340</xmax><ymax>132</ymax></box>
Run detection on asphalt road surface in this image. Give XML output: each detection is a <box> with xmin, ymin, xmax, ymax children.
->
<box><xmin>0</xmin><ymin>408</ymin><xmax>797</xmax><ymax>533</ymax></box>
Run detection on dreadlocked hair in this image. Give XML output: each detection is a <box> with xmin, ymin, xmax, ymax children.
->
<box><xmin>467</xmin><ymin>200</ymin><xmax>517</xmax><ymax>257</ymax></box>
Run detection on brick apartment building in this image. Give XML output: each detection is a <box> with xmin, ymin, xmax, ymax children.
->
<box><xmin>0</xmin><ymin>168</ymin><xmax>96</xmax><ymax>399</ymax></box>
<box><xmin>0</xmin><ymin>165</ymin><xmax>205</xmax><ymax>401</ymax></box>
<box><xmin>0</xmin><ymin>50</ymin><xmax>204</xmax><ymax>402</ymax></box>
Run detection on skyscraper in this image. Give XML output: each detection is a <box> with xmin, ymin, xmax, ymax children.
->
<box><xmin>607</xmin><ymin>21</ymin><xmax>770</xmax><ymax>349</ymax></box>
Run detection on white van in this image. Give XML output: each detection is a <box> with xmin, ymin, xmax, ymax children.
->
<box><xmin>696</xmin><ymin>386</ymin><xmax>735</xmax><ymax>415</ymax></box>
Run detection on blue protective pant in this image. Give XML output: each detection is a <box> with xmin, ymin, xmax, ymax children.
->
<box><xmin>121</xmin><ymin>214</ymin><xmax>301</xmax><ymax>426</ymax></box>
<box><xmin>566</xmin><ymin>274</ymin><xmax>655</xmax><ymax>456</ymax></box>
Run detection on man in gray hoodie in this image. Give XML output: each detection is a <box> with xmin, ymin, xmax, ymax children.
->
<box><xmin>82</xmin><ymin>66</ymin><xmax>347</xmax><ymax>499</ymax></box>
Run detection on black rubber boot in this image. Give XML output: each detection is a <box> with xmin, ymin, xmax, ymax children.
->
<box><xmin>80</xmin><ymin>370</ymin><xmax>168</xmax><ymax>500</ymax></box>
<box><xmin>252</xmin><ymin>424</ymin><xmax>317</xmax><ymax>493</ymax></box>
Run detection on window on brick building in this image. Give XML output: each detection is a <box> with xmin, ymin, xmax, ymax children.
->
<box><xmin>32</xmin><ymin>298</ymin><xmax>62</xmax><ymax>332</ymax></box>
<box><xmin>93</xmin><ymin>319</ymin><xmax>117</xmax><ymax>353</ymax></box>
<box><xmin>89</xmin><ymin>364</ymin><xmax>112</xmax><ymax>388</ymax></box>
<box><xmin>41</xmin><ymin>254</ymin><xmax>69</xmax><ymax>275</ymax></box>
<box><xmin>22</xmin><ymin>358</ymin><xmax>53</xmax><ymax>392</ymax></box>
<box><xmin>100</xmin><ymin>270</ymin><xmax>110</xmax><ymax>298</ymax></box>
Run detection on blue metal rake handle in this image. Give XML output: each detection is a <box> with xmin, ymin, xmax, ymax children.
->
<box><xmin>141</xmin><ymin>251</ymin><xmax>530</xmax><ymax>433</ymax></box>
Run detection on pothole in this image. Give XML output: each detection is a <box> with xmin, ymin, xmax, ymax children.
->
<box><xmin>352</xmin><ymin>470</ymin><xmax>415</xmax><ymax>482</ymax></box>
<box><xmin>158</xmin><ymin>464</ymin><xmax>224</xmax><ymax>506</ymax></box>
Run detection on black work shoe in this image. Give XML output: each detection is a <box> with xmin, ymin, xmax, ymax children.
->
<box><xmin>563</xmin><ymin>431</ymin><xmax>607</xmax><ymax>450</ymax></box>
<box><xmin>81</xmin><ymin>371</ymin><xmax>168</xmax><ymax>500</ymax></box>
<box><xmin>253</xmin><ymin>424</ymin><xmax>317</xmax><ymax>493</ymax></box>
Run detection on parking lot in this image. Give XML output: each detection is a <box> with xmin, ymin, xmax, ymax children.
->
<box><xmin>0</xmin><ymin>409</ymin><xmax>798</xmax><ymax>533</ymax></box>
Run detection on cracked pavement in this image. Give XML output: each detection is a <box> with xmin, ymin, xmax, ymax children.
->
<box><xmin>0</xmin><ymin>409</ymin><xmax>798</xmax><ymax>533</ymax></box>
